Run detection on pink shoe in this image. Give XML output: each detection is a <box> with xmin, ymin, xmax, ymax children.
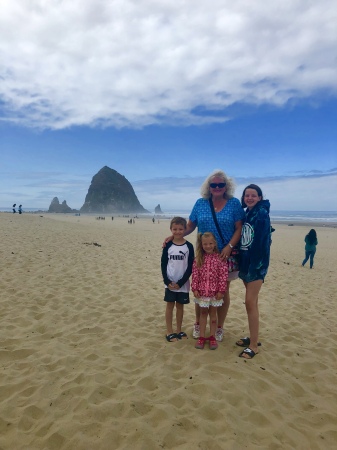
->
<box><xmin>195</xmin><ymin>337</ymin><xmax>205</xmax><ymax>349</ymax></box>
<box><xmin>209</xmin><ymin>335</ymin><xmax>218</xmax><ymax>350</ymax></box>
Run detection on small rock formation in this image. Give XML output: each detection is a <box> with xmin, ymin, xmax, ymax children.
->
<box><xmin>48</xmin><ymin>197</ymin><xmax>73</xmax><ymax>213</ymax></box>
<box><xmin>154</xmin><ymin>204</ymin><xmax>163</xmax><ymax>214</ymax></box>
<box><xmin>80</xmin><ymin>166</ymin><xmax>149</xmax><ymax>214</ymax></box>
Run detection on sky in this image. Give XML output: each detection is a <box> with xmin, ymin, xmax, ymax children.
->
<box><xmin>1</xmin><ymin>0</ymin><xmax>336</xmax><ymax>212</ymax></box>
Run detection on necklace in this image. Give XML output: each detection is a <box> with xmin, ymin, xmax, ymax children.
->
<box><xmin>213</xmin><ymin>199</ymin><xmax>226</xmax><ymax>211</ymax></box>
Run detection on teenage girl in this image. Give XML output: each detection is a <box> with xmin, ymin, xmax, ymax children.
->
<box><xmin>236</xmin><ymin>184</ymin><xmax>271</xmax><ymax>359</ymax></box>
<box><xmin>191</xmin><ymin>232</ymin><xmax>228</xmax><ymax>350</ymax></box>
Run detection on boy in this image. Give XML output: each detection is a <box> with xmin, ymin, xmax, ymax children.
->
<box><xmin>161</xmin><ymin>217</ymin><xmax>194</xmax><ymax>342</ymax></box>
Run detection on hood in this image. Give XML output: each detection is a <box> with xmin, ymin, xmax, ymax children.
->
<box><xmin>257</xmin><ymin>199</ymin><xmax>270</xmax><ymax>213</ymax></box>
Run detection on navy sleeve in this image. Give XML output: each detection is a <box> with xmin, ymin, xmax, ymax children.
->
<box><xmin>249</xmin><ymin>210</ymin><xmax>271</xmax><ymax>273</ymax></box>
<box><xmin>161</xmin><ymin>242</ymin><xmax>172</xmax><ymax>286</ymax></box>
<box><xmin>176</xmin><ymin>241</ymin><xmax>195</xmax><ymax>288</ymax></box>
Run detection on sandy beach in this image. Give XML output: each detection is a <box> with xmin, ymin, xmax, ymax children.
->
<box><xmin>0</xmin><ymin>212</ymin><xmax>336</xmax><ymax>450</ymax></box>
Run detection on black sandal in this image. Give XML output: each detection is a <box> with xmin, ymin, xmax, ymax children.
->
<box><xmin>177</xmin><ymin>331</ymin><xmax>188</xmax><ymax>339</ymax></box>
<box><xmin>166</xmin><ymin>333</ymin><xmax>178</xmax><ymax>342</ymax></box>
<box><xmin>239</xmin><ymin>348</ymin><xmax>258</xmax><ymax>359</ymax></box>
<box><xmin>236</xmin><ymin>337</ymin><xmax>261</xmax><ymax>347</ymax></box>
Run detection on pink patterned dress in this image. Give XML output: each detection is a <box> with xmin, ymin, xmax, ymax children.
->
<box><xmin>191</xmin><ymin>253</ymin><xmax>228</xmax><ymax>307</ymax></box>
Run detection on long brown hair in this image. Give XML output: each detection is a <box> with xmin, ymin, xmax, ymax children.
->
<box><xmin>306</xmin><ymin>229</ymin><xmax>317</xmax><ymax>245</ymax></box>
<box><xmin>195</xmin><ymin>232</ymin><xmax>219</xmax><ymax>267</ymax></box>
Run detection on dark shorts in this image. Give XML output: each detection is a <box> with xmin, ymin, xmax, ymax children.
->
<box><xmin>164</xmin><ymin>289</ymin><xmax>190</xmax><ymax>304</ymax></box>
<box><xmin>239</xmin><ymin>271</ymin><xmax>266</xmax><ymax>283</ymax></box>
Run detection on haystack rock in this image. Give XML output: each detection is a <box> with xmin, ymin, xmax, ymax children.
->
<box><xmin>154</xmin><ymin>204</ymin><xmax>163</xmax><ymax>214</ymax></box>
<box><xmin>80</xmin><ymin>166</ymin><xmax>149</xmax><ymax>214</ymax></box>
<box><xmin>48</xmin><ymin>197</ymin><xmax>73</xmax><ymax>213</ymax></box>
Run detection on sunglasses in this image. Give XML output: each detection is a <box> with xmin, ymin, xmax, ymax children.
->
<box><xmin>210</xmin><ymin>182</ymin><xmax>226</xmax><ymax>188</ymax></box>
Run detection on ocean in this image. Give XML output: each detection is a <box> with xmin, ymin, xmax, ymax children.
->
<box><xmin>1</xmin><ymin>207</ymin><xmax>336</xmax><ymax>223</ymax></box>
<box><xmin>269</xmin><ymin>210</ymin><xmax>337</xmax><ymax>224</ymax></box>
<box><xmin>153</xmin><ymin>210</ymin><xmax>337</xmax><ymax>224</ymax></box>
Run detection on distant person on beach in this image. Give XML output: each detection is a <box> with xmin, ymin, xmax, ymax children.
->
<box><xmin>163</xmin><ymin>169</ymin><xmax>245</xmax><ymax>342</ymax></box>
<box><xmin>12</xmin><ymin>204</ymin><xmax>16</xmax><ymax>213</ymax></box>
<box><xmin>236</xmin><ymin>184</ymin><xmax>272</xmax><ymax>360</ymax></box>
<box><xmin>192</xmin><ymin>232</ymin><xmax>228</xmax><ymax>350</ymax></box>
<box><xmin>161</xmin><ymin>217</ymin><xmax>194</xmax><ymax>342</ymax></box>
<box><xmin>18</xmin><ymin>205</ymin><xmax>22</xmax><ymax>214</ymax></box>
<box><xmin>301</xmin><ymin>229</ymin><xmax>318</xmax><ymax>269</ymax></box>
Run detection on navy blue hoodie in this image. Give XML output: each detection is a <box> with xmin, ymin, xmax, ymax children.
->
<box><xmin>239</xmin><ymin>200</ymin><xmax>271</xmax><ymax>283</ymax></box>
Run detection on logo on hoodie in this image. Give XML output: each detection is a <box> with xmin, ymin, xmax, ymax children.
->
<box><xmin>241</xmin><ymin>223</ymin><xmax>254</xmax><ymax>249</ymax></box>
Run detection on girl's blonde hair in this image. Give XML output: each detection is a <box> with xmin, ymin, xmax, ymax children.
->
<box><xmin>200</xmin><ymin>169</ymin><xmax>236</xmax><ymax>199</ymax></box>
<box><xmin>195</xmin><ymin>232</ymin><xmax>219</xmax><ymax>267</ymax></box>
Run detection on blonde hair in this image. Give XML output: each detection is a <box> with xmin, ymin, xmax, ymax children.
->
<box><xmin>195</xmin><ymin>232</ymin><xmax>219</xmax><ymax>267</ymax></box>
<box><xmin>200</xmin><ymin>169</ymin><xmax>236</xmax><ymax>199</ymax></box>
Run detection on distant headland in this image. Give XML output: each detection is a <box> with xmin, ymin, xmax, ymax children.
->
<box><xmin>47</xmin><ymin>166</ymin><xmax>150</xmax><ymax>214</ymax></box>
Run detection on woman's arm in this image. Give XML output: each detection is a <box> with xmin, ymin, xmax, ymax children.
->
<box><xmin>219</xmin><ymin>220</ymin><xmax>243</xmax><ymax>260</ymax></box>
<box><xmin>230</xmin><ymin>220</ymin><xmax>243</xmax><ymax>247</ymax></box>
<box><xmin>184</xmin><ymin>220</ymin><xmax>197</xmax><ymax>236</ymax></box>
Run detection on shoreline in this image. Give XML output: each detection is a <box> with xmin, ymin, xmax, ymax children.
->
<box><xmin>271</xmin><ymin>220</ymin><xmax>337</xmax><ymax>228</ymax></box>
<box><xmin>3</xmin><ymin>211</ymin><xmax>337</xmax><ymax>228</ymax></box>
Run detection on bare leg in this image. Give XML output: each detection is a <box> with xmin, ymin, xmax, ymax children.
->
<box><xmin>199</xmin><ymin>307</ymin><xmax>209</xmax><ymax>338</ymax></box>
<box><xmin>242</xmin><ymin>280</ymin><xmax>263</xmax><ymax>357</ymax></box>
<box><xmin>165</xmin><ymin>302</ymin><xmax>178</xmax><ymax>341</ymax></box>
<box><xmin>176</xmin><ymin>303</ymin><xmax>184</xmax><ymax>334</ymax></box>
<box><xmin>217</xmin><ymin>281</ymin><xmax>231</xmax><ymax>327</ymax></box>
<box><xmin>192</xmin><ymin>303</ymin><xmax>201</xmax><ymax>339</ymax></box>
<box><xmin>194</xmin><ymin>303</ymin><xmax>200</xmax><ymax>323</ymax></box>
<box><xmin>209</xmin><ymin>306</ymin><xmax>217</xmax><ymax>337</ymax></box>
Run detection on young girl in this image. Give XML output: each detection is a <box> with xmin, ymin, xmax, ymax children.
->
<box><xmin>302</xmin><ymin>229</ymin><xmax>318</xmax><ymax>269</ymax></box>
<box><xmin>191</xmin><ymin>232</ymin><xmax>228</xmax><ymax>350</ymax></box>
<box><xmin>237</xmin><ymin>184</ymin><xmax>271</xmax><ymax>359</ymax></box>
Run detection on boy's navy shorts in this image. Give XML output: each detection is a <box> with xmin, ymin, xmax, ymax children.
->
<box><xmin>164</xmin><ymin>289</ymin><xmax>190</xmax><ymax>304</ymax></box>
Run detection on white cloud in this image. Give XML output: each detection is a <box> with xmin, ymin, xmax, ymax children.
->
<box><xmin>134</xmin><ymin>173</ymin><xmax>337</xmax><ymax>212</ymax></box>
<box><xmin>0</xmin><ymin>0</ymin><xmax>336</xmax><ymax>129</ymax></box>
<box><xmin>257</xmin><ymin>175</ymin><xmax>337</xmax><ymax>211</ymax></box>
